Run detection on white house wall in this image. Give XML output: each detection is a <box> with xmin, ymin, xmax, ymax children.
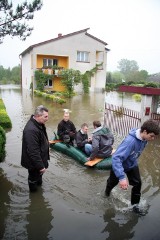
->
<box><xmin>21</xmin><ymin>51</ymin><xmax>33</xmax><ymax>89</ymax></box>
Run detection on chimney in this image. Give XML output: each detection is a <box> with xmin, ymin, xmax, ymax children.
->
<box><xmin>58</xmin><ymin>33</ymin><xmax>62</xmax><ymax>38</ymax></box>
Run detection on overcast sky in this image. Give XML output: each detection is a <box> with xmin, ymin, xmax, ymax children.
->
<box><xmin>0</xmin><ymin>0</ymin><xmax>160</xmax><ymax>74</ymax></box>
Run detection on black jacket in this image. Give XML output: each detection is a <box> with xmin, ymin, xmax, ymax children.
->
<box><xmin>76</xmin><ymin>130</ymin><xmax>88</xmax><ymax>152</ymax></box>
<box><xmin>21</xmin><ymin>115</ymin><xmax>50</xmax><ymax>170</ymax></box>
<box><xmin>90</xmin><ymin>127</ymin><xmax>114</xmax><ymax>160</ymax></box>
<box><xmin>57</xmin><ymin>119</ymin><xmax>76</xmax><ymax>140</ymax></box>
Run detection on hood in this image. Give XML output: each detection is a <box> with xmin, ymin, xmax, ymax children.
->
<box><xmin>92</xmin><ymin>126</ymin><xmax>102</xmax><ymax>134</ymax></box>
<box><xmin>129</xmin><ymin>128</ymin><xmax>143</xmax><ymax>141</ymax></box>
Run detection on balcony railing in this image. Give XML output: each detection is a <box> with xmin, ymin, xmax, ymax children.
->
<box><xmin>37</xmin><ymin>66</ymin><xmax>64</xmax><ymax>76</ymax></box>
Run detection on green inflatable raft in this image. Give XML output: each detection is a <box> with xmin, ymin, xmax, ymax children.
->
<box><xmin>50</xmin><ymin>142</ymin><xmax>112</xmax><ymax>170</ymax></box>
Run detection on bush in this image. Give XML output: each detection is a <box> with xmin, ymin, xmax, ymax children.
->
<box><xmin>34</xmin><ymin>90</ymin><xmax>66</xmax><ymax>104</ymax></box>
<box><xmin>0</xmin><ymin>99</ymin><xmax>12</xmax><ymax>161</ymax></box>
<box><xmin>144</xmin><ymin>82</ymin><xmax>158</xmax><ymax>88</ymax></box>
<box><xmin>132</xmin><ymin>94</ymin><xmax>142</xmax><ymax>102</ymax></box>
<box><xmin>0</xmin><ymin>99</ymin><xmax>12</xmax><ymax>128</ymax></box>
<box><xmin>0</xmin><ymin>124</ymin><xmax>6</xmax><ymax>161</ymax></box>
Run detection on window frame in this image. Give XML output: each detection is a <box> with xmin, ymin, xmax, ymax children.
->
<box><xmin>44</xmin><ymin>79</ymin><xmax>53</xmax><ymax>88</ymax></box>
<box><xmin>77</xmin><ymin>51</ymin><xmax>90</xmax><ymax>62</ymax></box>
<box><xmin>43</xmin><ymin>58</ymin><xmax>58</xmax><ymax>67</ymax></box>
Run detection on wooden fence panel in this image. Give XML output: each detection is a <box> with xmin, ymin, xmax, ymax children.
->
<box><xmin>104</xmin><ymin>103</ymin><xmax>141</xmax><ymax>137</ymax></box>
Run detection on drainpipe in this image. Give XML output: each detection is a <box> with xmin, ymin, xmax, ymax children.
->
<box><xmin>19</xmin><ymin>54</ymin><xmax>22</xmax><ymax>91</ymax></box>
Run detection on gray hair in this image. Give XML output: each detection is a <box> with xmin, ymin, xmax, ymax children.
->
<box><xmin>34</xmin><ymin>105</ymin><xmax>48</xmax><ymax>116</ymax></box>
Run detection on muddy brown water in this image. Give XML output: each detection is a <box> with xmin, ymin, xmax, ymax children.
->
<box><xmin>0</xmin><ymin>85</ymin><xmax>160</xmax><ymax>240</ymax></box>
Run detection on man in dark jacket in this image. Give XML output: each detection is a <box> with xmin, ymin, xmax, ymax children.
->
<box><xmin>57</xmin><ymin>111</ymin><xmax>76</xmax><ymax>145</ymax></box>
<box><xmin>21</xmin><ymin>105</ymin><xmax>50</xmax><ymax>192</ymax></box>
<box><xmin>87</xmin><ymin>121</ymin><xmax>114</xmax><ymax>161</ymax></box>
<box><xmin>76</xmin><ymin>123</ymin><xmax>92</xmax><ymax>156</ymax></box>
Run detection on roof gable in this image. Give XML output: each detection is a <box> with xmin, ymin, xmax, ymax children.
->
<box><xmin>20</xmin><ymin>28</ymin><xmax>108</xmax><ymax>56</ymax></box>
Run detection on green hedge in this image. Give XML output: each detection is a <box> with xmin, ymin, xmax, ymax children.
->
<box><xmin>0</xmin><ymin>98</ymin><xmax>12</xmax><ymax>161</ymax></box>
<box><xmin>0</xmin><ymin>99</ymin><xmax>12</xmax><ymax>128</ymax></box>
<box><xmin>0</xmin><ymin>126</ymin><xmax>6</xmax><ymax>161</ymax></box>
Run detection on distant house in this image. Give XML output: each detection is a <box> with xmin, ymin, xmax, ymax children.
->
<box><xmin>20</xmin><ymin>28</ymin><xmax>109</xmax><ymax>93</ymax></box>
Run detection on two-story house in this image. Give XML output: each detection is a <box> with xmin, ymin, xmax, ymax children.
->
<box><xmin>20</xmin><ymin>28</ymin><xmax>109</xmax><ymax>93</ymax></box>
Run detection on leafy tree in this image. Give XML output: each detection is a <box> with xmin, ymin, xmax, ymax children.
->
<box><xmin>106</xmin><ymin>71</ymin><xmax>125</xmax><ymax>84</ymax></box>
<box><xmin>106</xmin><ymin>72</ymin><xmax>112</xmax><ymax>83</ymax></box>
<box><xmin>0</xmin><ymin>65</ymin><xmax>21</xmax><ymax>84</ymax></box>
<box><xmin>117</xmin><ymin>59</ymin><xmax>139</xmax><ymax>75</ymax></box>
<box><xmin>111</xmin><ymin>71</ymin><xmax>125</xmax><ymax>83</ymax></box>
<box><xmin>35</xmin><ymin>70</ymin><xmax>49</xmax><ymax>91</ymax></box>
<box><xmin>138</xmin><ymin>70</ymin><xmax>148</xmax><ymax>81</ymax></box>
<box><xmin>11</xmin><ymin>65</ymin><xmax>21</xmax><ymax>84</ymax></box>
<box><xmin>0</xmin><ymin>65</ymin><xmax>5</xmax><ymax>80</ymax></box>
<box><xmin>125</xmin><ymin>69</ymin><xmax>148</xmax><ymax>83</ymax></box>
<box><xmin>0</xmin><ymin>0</ymin><xmax>43</xmax><ymax>43</ymax></box>
<box><xmin>60</xmin><ymin>69</ymin><xmax>82</xmax><ymax>97</ymax></box>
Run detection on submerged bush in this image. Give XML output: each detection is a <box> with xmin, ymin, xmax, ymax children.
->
<box><xmin>34</xmin><ymin>90</ymin><xmax>66</xmax><ymax>104</ymax></box>
<box><xmin>0</xmin><ymin>99</ymin><xmax>12</xmax><ymax>128</ymax></box>
<box><xmin>0</xmin><ymin>99</ymin><xmax>12</xmax><ymax>161</ymax></box>
<box><xmin>0</xmin><ymin>126</ymin><xmax>6</xmax><ymax>161</ymax></box>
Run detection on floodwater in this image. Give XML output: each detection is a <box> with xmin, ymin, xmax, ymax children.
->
<box><xmin>0</xmin><ymin>85</ymin><xmax>160</xmax><ymax>240</ymax></box>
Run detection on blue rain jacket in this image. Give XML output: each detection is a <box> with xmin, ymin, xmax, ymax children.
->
<box><xmin>112</xmin><ymin>128</ymin><xmax>147</xmax><ymax>180</ymax></box>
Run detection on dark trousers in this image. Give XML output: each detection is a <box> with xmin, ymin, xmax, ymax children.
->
<box><xmin>106</xmin><ymin>166</ymin><xmax>142</xmax><ymax>205</ymax></box>
<box><xmin>28</xmin><ymin>169</ymin><xmax>43</xmax><ymax>192</ymax></box>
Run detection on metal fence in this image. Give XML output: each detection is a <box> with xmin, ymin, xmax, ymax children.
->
<box><xmin>151</xmin><ymin>113</ymin><xmax>160</xmax><ymax>124</ymax></box>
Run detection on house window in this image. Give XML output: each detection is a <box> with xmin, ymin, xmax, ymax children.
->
<box><xmin>43</xmin><ymin>58</ymin><xmax>47</xmax><ymax>67</ymax></box>
<box><xmin>45</xmin><ymin>79</ymin><xmax>53</xmax><ymax>88</ymax></box>
<box><xmin>43</xmin><ymin>58</ymin><xmax>58</xmax><ymax>67</ymax></box>
<box><xmin>77</xmin><ymin>51</ymin><xmax>89</xmax><ymax>62</ymax></box>
<box><xmin>48</xmin><ymin>59</ymin><xmax>52</xmax><ymax>67</ymax></box>
<box><xmin>53</xmin><ymin>59</ymin><xmax>58</xmax><ymax>66</ymax></box>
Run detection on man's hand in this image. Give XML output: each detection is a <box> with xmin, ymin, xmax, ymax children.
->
<box><xmin>88</xmin><ymin>137</ymin><xmax>92</xmax><ymax>142</ymax></box>
<box><xmin>119</xmin><ymin>178</ymin><xmax>129</xmax><ymax>190</ymax></box>
<box><xmin>40</xmin><ymin>168</ymin><xmax>46</xmax><ymax>174</ymax></box>
<box><xmin>69</xmin><ymin>131</ymin><xmax>75</xmax><ymax>137</ymax></box>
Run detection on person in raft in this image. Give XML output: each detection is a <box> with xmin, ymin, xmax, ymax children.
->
<box><xmin>105</xmin><ymin>119</ymin><xmax>160</xmax><ymax>215</ymax></box>
<box><xmin>57</xmin><ymin>110</ymin><xmax>77</xmax><ymax>146</ymax></box>
<box><xmin>87</xmin><ymin>120</ymin><xmax>114</xmax><ymax>161</ymax></box>
<box><xmin>76</xmin><ymin>123</ymin><xmax>92</xmax><ymax>156</ymax></box>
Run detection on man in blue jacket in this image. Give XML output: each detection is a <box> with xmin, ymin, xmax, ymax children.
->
<box><xmin>105</xmin><ymin>119</ymin><xmax>159</xmax><ymax>214</ymax></box>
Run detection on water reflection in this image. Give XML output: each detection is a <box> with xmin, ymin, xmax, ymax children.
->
<box><xmin>27</xmin><ymin>188</ymin><xmax>53</xmax><ymax>240</ymax></box>
<box><xmin>102</xmin><ymin>207</ymin><xmax>138</xmax><ymax>240</ymax></box>
<box><xmin>0</xmin><ymin>170</ymin><xmax>13</xmax><ymax>239</ymax></box>
<box><xmin>139</xmin><ymin>137</ymin><xmax>160</xmax><ymax>201</ymax></box>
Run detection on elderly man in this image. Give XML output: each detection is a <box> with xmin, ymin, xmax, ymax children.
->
<box><xmin>21</xmin><ymin>105</ymin><xmax>50</xmax><ymax>192</ymax></box>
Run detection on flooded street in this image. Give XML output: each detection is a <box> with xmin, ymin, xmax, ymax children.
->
<box><xmin>0</xmin><ymin>85</ymin><xmax>160</xmax><ymax>240</ymax></box>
